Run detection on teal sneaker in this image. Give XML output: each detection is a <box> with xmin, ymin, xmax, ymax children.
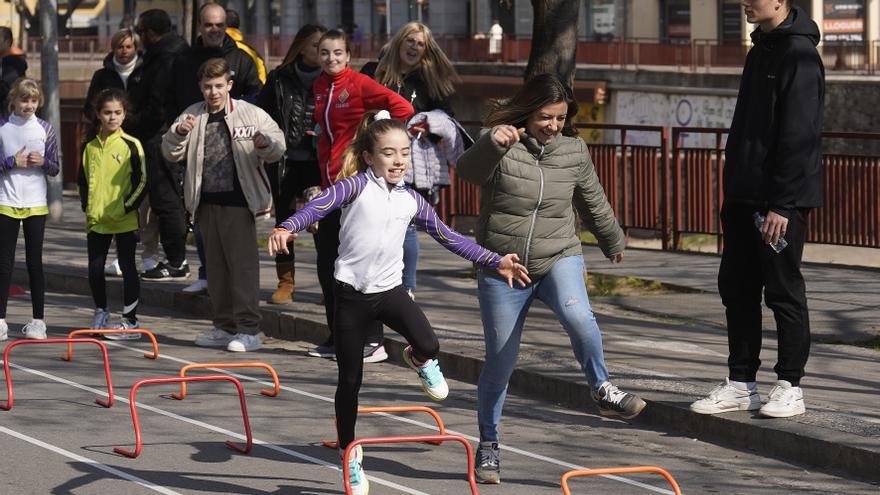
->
<box><xmin>403</xmin><ymin>345</ymin><xmax>449</xmax><ymax>401</ymax></box>
<box><xmin>342</xmin><ymin>445</ymin><xmax>369</xmax><ymax>495</ymax></box>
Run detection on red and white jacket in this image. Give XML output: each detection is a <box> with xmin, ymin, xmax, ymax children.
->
<box><xmin>313</xmin><ymin>66</ymin><xmax>413</xmax><ymax>188</ymax></box>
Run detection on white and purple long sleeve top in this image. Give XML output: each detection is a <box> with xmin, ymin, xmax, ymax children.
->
<box><xmin>279</xmin><ymin>169</ymin><xmax>502</xmax><ymax>294</ymax></box>
<box><xmin>0</xmin><ymin>114</ymin><xmax>60</xmax><ymax>214</ymax></box>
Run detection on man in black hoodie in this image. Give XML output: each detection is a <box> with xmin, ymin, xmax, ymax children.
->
<box><xmin>691</xmin><ymin>0</ymin><xmax>824</xmax><ymax>419</ymax></box>
<box><xmin>131</xmin><ymin>10</ymin><xmax>192</xmax><ymax>282</ymax></box>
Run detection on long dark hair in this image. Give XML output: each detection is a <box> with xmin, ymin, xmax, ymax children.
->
<box><xmin>484</xmin><ymin>73</ymin><xmax>579</xmax><ymax>137</ymax></box>
<box><xmin>89</xmin><ymin>88</ymin><xmax>129</xmax><ymax>139</ymax></box>
<box><xmin>280</xmin><ymin>23</ymin><xmax>327</xmax><ymax>68</ymax></box>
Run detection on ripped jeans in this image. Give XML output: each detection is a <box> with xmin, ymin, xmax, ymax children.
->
<box><xmin>476</xmin><ymin>255</ymin><xmax>609</xmax><ymax>442</ymax></box>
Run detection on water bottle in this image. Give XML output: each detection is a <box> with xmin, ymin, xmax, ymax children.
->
<box><xmin>753</xmin><ymin>213</ymin><xmax>788</xmax><ymax>253</ymax></box>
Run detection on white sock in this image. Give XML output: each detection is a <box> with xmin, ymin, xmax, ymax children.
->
<box><xmin>729</xmin><ymin>379</ymin><xmax>756</xmax><ymax>391</ymax></box>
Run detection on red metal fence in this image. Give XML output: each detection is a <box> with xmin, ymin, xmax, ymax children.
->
<box><xmin>445</xmin><ymin>123</ymin><xmax>880</xmax><ymax>250</ymax></box>
<box><xmin>26</xmin><ymin>35</ymin><xmax>880</xmax><ymax>73</ymax></box>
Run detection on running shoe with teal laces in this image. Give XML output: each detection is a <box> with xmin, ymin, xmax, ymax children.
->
<box><xmin>403</xmin><ymin>345</ymin><xmax>449</xmax><ymax>401</ymax></box>
<box><xmin>342</xmin><ymin>445</ymin><xmax>369</xmax><ymax>495</ymax></box>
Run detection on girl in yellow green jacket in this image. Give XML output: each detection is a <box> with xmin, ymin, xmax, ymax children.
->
<box><xmin>77</xmin><ymin>88</ymin><xmax>147</xmax><ymax>338</ymax></box>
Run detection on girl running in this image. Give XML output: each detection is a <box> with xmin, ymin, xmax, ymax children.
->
<box><xmin>77</xmin><ymin>88</ymin><xmax>147</xmax><ymax>338</ymax></box>
<box><xmin>0</xmin><ymin>78</ymin><xmax>59</xmax><ymax>341</ymax></box>
<box><xmin>268</xmin><ymin>112</ymin><xmax>529</xmax><ymax>495</ymax></box>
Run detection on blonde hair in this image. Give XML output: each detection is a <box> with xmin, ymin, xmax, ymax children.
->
<box><xmin>338</xmin><ymin>111</ymin><xmax>407</xmax><ymax>180</ymax></box>
<box><xmin>110</xmin><ymin>28</ymin><xmax>140</xmax><ymax>52</ymax></box>
<box><xmin>374</xmin><ymin>22</ymin><xmax>458</xmax><ymax>101</ymax></box>
<box><xmin>7</xmin><ymin>78</ymin><xmax>43</xmax><ymax>114</ymax></box>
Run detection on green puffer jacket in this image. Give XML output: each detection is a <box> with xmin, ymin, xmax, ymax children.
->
<box><xmin>457</xmin><ymin>127</ymin><xmax>625</xmax><ymax>278</ymax></box>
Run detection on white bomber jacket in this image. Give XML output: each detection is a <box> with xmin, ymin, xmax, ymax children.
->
<box><xmin>161</xmin><ymin>96</ymin><xmax>285</xmax><ymax>219</ymax></box>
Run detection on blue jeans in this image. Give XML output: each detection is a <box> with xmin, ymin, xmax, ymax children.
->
<box><xmin>402</xmin><ymin>223</ymin><xmax>419</xmax><ymax>290</ymax></box>
<box><xmin>476</xmin><ymin>255</ymin><xmax>609</xmax><ymax>442</ymax></box>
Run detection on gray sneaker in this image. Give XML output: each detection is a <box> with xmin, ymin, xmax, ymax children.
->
<box><xmin>474</xmin><ymin>441</ymin><xmax>500</xmax><ymax>484</ymax></box>
<box><xmin>0</xmin><ymin>319</ymin><xmax>8</xmax><ymax>341</ymax></box>
<box><xmin>194</xmin><ymin>328</ymin><xmax>235</xmax><ymax>348</ymax></box>
<box><xmin>22</xmin><ymin>319</ymin><xmax>48</xmax><ymax>340</ymax></box>
<box><xmin>591</xmin><ymin>382</ymin><xmax>646</xmax><ymax>419</ymax></box>
<box><xmin>92</xmin><ymin>308</ymin><xmax>110</xmax><ymax>330</ymax></box>
<box><xmin>105</xmin><ymin>318</ymin><xmax>142</xmax><ymax>340</ymax></box>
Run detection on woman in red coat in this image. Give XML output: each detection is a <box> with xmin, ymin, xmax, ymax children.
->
<box><xmin>305</xmin><ymin>29</ymin><xmax>413</xmax><ymax>364</ymax></box>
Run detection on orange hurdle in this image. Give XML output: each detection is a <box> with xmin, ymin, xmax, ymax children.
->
<box><xmin>2</xmin><ymin>338</ymin><xmax>115</xmax><ymax>410</ymax></box>
<box><xmin>64</xmin><ymin>329</ymin><xmax>159</xmax><ymax>360</ymax></box>
<box><xmin>342</xmin><ymin>434</ymin><xmax>479</xmax><ymax>495</ymax></box>
<box><xmin>561</xmin><ymin>466</ymin><xmax>682</xmax><ymax>495</ymax></box>
<box><xmin>170</xmin><ymin>362</ymin><xmax>279</xmax><ymax>400</ymax></box>
<box><xmin>322</xmin><ymin>405</ymin><xmax>448</xmax><ymax>449</ymax></box>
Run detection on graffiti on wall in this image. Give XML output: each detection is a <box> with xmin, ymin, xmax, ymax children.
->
<box><xmin>612</xmin><ymin>91</ymin><xmax>737</xmax><ymax>148</ymax></box>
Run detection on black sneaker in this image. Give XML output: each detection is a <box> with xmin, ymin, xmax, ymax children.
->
<box><xmin>363</xmin><ymin>343</ymin><xmax>388</xmax><ymax>363</ymax></box>
<box><xmin>141</xmin><ymin>261</ymin><xmax>190</xmax><ymax>280</ymax></box>
<box><xmin>591</xmin><ymin>382</ymin><xmax>646</xmax><ymax>419</ymax></box>
<box><xmin>307</xmin><ymin>340</ymin><xmax>335</xmax><ymax>358</ymax></box>
<box><xmin>474</xmin><ymin>441</ymin><xmax>500</xmax><ymax>484</ymax></box>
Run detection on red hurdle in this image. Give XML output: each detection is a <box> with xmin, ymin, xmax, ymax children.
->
<box><xmin>561</xmin><ymin>466</ymin><xmax>683</xmax><ymax>495</ymax></box>
<box><xmin>341</xmin><ymin>434</ymin><xmax>479</xmax><ymax>495</ymax></box>
<box><xmin>113</xmin><ymin>375</ymin><xmax>253</xmax><ymax>458</ymax></box>
<box><xmin>1</xmin><ymin>338</ymin><xmax>114</xmax><ymax>410</ymax></box>
<box><xmin>170</xmin><ymin>362</ymin><xmax>279</xmax><ymax>400</ymax></box>
<box><xmin>65</xmin><ymin>329</ymin><xmax>159</xmax><ymax>360</ymax></box>
<box><xmin>323</xmin><ymin>405</ymin><xmax>448</xmax><ymax>449</ymax></box>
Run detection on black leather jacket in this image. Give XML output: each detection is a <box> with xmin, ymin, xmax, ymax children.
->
<box><xmin>257</xmin><ymin>62</ymin><xmax>318</xmax><ymax>158</ymax></box>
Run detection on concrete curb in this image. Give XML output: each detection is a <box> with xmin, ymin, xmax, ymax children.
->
<box><xmin>12</xmin><ymin>265</ymin><xmax>879</xmax><ymax>483</ymax></box>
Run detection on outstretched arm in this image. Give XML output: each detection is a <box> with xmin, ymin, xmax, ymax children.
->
<box><xmin>268</xmin><ymin>174</ymin><xmax>367</xmax><ymax>256</ymax></box>
<box><xmin>410</xmin><ymin>190</ymin><xmax>530</xmax><ymax>286</ymax></box>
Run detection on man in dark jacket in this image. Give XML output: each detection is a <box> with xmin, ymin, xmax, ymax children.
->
<box><xmin>0</xmin><ymin>27</ymin><xmax>27</xmax><ymax>117</ymax></box>
<box><xmin>691</xmin><ymin>0</ymin><xmax>824</xmax><ymax>419</ymax></box>
<box><xmin>131</xmin><ymin>9</ymin><xmax>191</xmax><ymax>281</ymax></box>
<box><xmin>166</xmin><ymin>3</ymin><xmax>262</xmax><ymax>119</ymax></box>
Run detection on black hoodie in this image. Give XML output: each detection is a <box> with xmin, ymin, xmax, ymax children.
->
<box><xmin>723</xmin><ymin>6</ymin><xmax>825</xmax><ymax>216</ymax></box>
<box><xmin>166</xmin><ymin>34</ymin><xmax>263</xmax><ymax>123</ymax></box>
<box><xmin>82</xmin><ymin>52</ymin><xmax>145</xmax><ymax>124</ymax></box>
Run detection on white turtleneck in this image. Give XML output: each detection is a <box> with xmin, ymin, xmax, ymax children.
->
<box><xmin>113</xmin><ymin>55</ymin><xmax>138</xmax><ymax>89</ymax></box>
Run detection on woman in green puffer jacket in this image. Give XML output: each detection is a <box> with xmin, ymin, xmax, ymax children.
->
<box><xmin>457</xmin><ymin>74</ymin><xmax>646</xmax><ymax>485</ymax></box>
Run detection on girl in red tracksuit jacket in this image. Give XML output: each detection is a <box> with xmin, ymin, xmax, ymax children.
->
<box><xmin>304</xmin><ymin>29</ymin><xmax>413</xmax><ymax>363</ymax></box>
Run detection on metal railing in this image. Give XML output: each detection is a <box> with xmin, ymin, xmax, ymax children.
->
<box><xmin>25</xmin><ymin>35</ymin><xmax>880</xmax><ymax>73</ymax></box>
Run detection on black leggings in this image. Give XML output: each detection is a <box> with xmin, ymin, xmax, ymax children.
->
<box><xmin>333</xmin><ymin>282</ymin><xmax>439</xmax><ymax>449</ymax></box>
<box><xmin>0</xmin><ymin>214</ymin><xmax>46</xmax><ymax>319</ymax></box>
<box><xmin>87</xmin><ymin>231</ymin><xmax>139</xmax><ymax>319</ymax></box>
<box><xmin>314</xmin><ymin>209</ymin><xmax>383</xmax><ymax>346</ymax></box>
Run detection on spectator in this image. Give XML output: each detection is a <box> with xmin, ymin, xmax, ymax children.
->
<box><xmin>366</xmin><ymin>21</ymin><xmax>464</xmax><ymax>300</ymax></box>
<box><xmin>0</xmin><ymin>27</ymin><xmax>27</xmax><ymax>118</ymax></box>
<box><xmin>162</xmin><ymin>58</ymin><xmax>284</xmax><ymax>353</ymax></box>
<box><xmin>130</xmin><ymin>9</ymin><xmax>190</xmax><ymax>281</ymax></box>
<box><xmin>306</xmin><ymin>29</ymin><xmax>413</xmax><ymax>363</ymax></box>
<box><xmin>690</xmin><ymin>1</ymin><xmax>824</xmax><ymax>419</ymax></box>
<box><xmin>257</xmin><ymin>24</ymin><xmax>326</xmax><ymax>305</ymax></box>
<box><xmin>225</xmin><ymin>9</ymin><xmax>267</xmax><ymax>84</ymax></box>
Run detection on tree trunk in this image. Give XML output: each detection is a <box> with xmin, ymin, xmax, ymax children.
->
<box><xmin>524</xmin><ymin>0</ymin><xmax>580</xmax><ymax>92</ymax></box>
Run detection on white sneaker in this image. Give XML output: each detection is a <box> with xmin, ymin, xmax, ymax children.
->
<box><xmin>0</xmin><ymin>319</ymin><xmax>8</xmax><ymax>341</ymax></box>
<box><xmin>227</xmin><ymin>333</ymin><xmax>263</xmax><ymax>352</ymax></box>
<box><xmin>690</xmin><ymin>378</ymin><xmax>761</xmax><ymax>414</ymax></box>
<box><xmin>342</xmin><ymin>445</ymin><xmax>369</xmax><ymax>495</ymax></box>
<box><xmin>182</xmin><ymin>278</ymin><xmax>208</xmax><ymax>295</ymax></box>
<box><xmin>104</xmin><ymin>258</ymin><xmax>122</xmax><ymax>276</ymax></box>
<box><xmin>92</xmin><ymin>308</ymin><xmax>110</xmax><ymax>329</ymax></box>
<box><xmin>403</xmin><ymin>345</ymin><xmax>449</xmax><ymax>401</ymax></box>
<box><xmin>141</xmin><ymin>256</ymin><xmax>159</xmax><ymax>273</ymax></box>
<box><xmin>21</xmin><ymin>319</ymin><xmax>47</xmax><ymax>339</ymax></box>
<box><xmin>406</xmin><ymin>288</ymin><xmax>415</xmax><ymax>301</ymax></box>
<box><xmin>759</xmin><ymin>380</ymin><xmax>806</xmax><ymax>418</ymax></box>
<box><xmin>105</xmin><ymin>318</ymin><xmax>142</xmax><ymax>340</ymax></box>
<box><xmin>194</xmin><ymin>328</ymin><xmax>235</xmax><ymax>347</ymax></box>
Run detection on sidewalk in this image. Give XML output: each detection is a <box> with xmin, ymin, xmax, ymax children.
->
<box><xmin>9</xmin><ymin>208</ymin><xmax>879</xmax><ymax>482</ymax></box>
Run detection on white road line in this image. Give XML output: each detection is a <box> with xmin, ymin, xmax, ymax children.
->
<box><xmin>0</xmin><ymin>425</ymin><xmax>183</xmax><ymax>495</ymax></box>
<box><xmin>104</xmin><ymin>342</ymin><xmax>675</xmax><ymax>494</ymax></box>
<box><xmin>3</xmin><ymin>361</ymin><xmax>429</xmax><ymax>495</ymax></box>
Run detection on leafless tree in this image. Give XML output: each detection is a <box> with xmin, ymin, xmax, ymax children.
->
<box><xmin>524</xmin><ymin>0</ymin><xmax>580</xmax><ymax>92</ymax></box>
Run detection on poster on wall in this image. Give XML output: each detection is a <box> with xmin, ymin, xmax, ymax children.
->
<box><xmin>592</xmin><ymin>0</ymin><xmax>617</xmax><ymax>40</ymax></box>
<box><xmin>823</xmin><ymin>0</ymin><xmax>865</xmax><ymax>42</ymax></box>
<box><xmin>720</xmin><ymin>0</ymin><xmax>742</xmax><ymax>43</ymax></box>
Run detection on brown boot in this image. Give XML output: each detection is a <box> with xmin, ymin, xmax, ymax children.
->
<box><xmin>269</xmin><ymin>261</ymin><xmax>295</xmax><ymax>304</ymax></box>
